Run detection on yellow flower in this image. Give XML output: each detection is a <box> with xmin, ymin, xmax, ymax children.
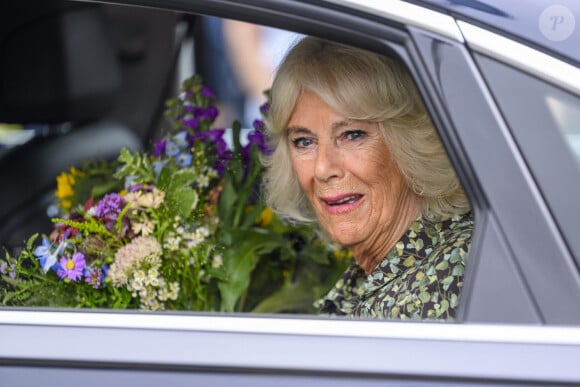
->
<box><xmin>333</xmin><ymin>249</ymin><xmax>353</xmax><ymax>260</ymax></box>
<box><xmin>55</xmin><ymin>172</ymin><xmax>74</xmax><ymax>199</ymax></box>
<box><xmin>55</xmin><ymin>167</ymin><xmax>84</xmax><ymax>209</ymax></box>
<box><xmin>256</xmin><ymin>207</ymin><xmax>273</xmax><ymax>227</ymax></box>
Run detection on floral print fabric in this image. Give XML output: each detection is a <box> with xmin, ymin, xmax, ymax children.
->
<box><xmin>316</xmin><ymin>212</ymin><xmax>474</xmax><ymax>320</ymax></box>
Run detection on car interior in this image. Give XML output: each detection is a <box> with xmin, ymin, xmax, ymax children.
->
<box><xmin>0</xmin><ymin>1</ymin><xmax>188</xmax><ymax>251</ymax></box>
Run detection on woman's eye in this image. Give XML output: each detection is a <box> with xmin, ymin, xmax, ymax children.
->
<box><xmin>291</xmin><ymin>137</ymin><xmax>315</xmax><ymax>149</ymax></box>
<box><xmin>344</xmin><ymin>130</ymin><xmax>366</xmax><ymax>141</ymax></box>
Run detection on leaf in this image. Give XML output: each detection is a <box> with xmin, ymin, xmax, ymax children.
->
<box><xmin>218</xmin><ymin>178</ymin><xmax>237</xmax><ymax>226</ymax></box>
<box><xmin>217</xmin><ymin>228</ymin><xmax>287</xmax><ymax>312</ymax></box>
<box><xmin>25</xmin><ymin>234</ymin><xmax>39</xmax><ymax>250</ymax></box>
<box><xmin>435</xmin><ymin>261</ymin><xmax>449</xmax><ymax>271</ymax></box>
<box><xmin>162</xmin><ymin>168</ymin><xmax>200</xmax><ymax>218</ymax></box>
<box><xmin>241</xmin><ymin>201</ymin><xmax>265</xmax><ymax>228</ymax></box>
<box><xmin>166</xmin><ymin>187</ymin><xmax>198</xmax><ymax>219</ymax></box>
<box><xmin>451</xmin><ymin>264</ymin><xmax>464</xmax><ymax>277</ymax></box>
<box><xmin>251</xmin><ymin>280</ymin><xmax>315</xmax><ymax>314</ymax></box>
<box><xmin>114</xmin><ymin>149</ymin><xmax>155</xmax><ymax>183</ymax></box>
<box><xmin>419</xmin><ymin>291</ymin><xmax>431</xmax><ymax>303</ymax></box>
<box><xmin>403</xmin><ymin>256</ymin><xmax>415</xmax><ymax>267</ymax></box>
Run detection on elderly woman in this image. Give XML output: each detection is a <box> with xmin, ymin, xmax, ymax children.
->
<box><xmin>262</xmin><ymin>37</ymin><xmax>473</xmax><ymax>320</ymax></box>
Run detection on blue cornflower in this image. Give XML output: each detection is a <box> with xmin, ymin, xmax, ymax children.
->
<box><xmin>0</xmin><ymin>261</ymin><xmax>7</xmax><ymax>274</ymax></box>
<box><xmin>124</xmin><ymin>175</ymin><xmax>137</xmax><ymax>190</ymax></box>
<box><xmin>33</xmin><ymin>237</ymin><xmax>66</xmax><ymax>273</ymax></box>
<box><xmin>152</xmin><ymin>160</ymin><xmax>167</xmax><ymax>177</ymax></box>
<box><xmin>165</xmin><ymin>140</ymin><xmax>180</xmax><ymax>157</ymax></box>
<box><xmin>176</xmin><ymin>152</ymin><xmax>193</xmax><ymax>167</ymax></box>
<box><xmin>174</xmin><ymin>131</ymin><xmax>189</xmax><ymax>148</ymax></box>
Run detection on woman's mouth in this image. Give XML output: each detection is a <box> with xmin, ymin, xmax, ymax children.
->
<box><xmin>321</xmin><ymin>194</ymin><xmax>364</xmax><ymax>214</ymax></box>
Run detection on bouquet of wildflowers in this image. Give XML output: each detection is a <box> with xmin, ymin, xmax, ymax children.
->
<box><xmin>0</xmin><ymin>75</ymin><xmax>348</xmax><ymax>312</ymax></box>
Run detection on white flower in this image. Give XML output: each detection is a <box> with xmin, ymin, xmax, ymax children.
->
<box><xmin>148</xmin><ymin>268</ymin><xmax>159</xmax><ymax>279</ymax></box>
<box><xmin>164</xmin><ymin>236</ymin><xmax>181</xmax><ymax>251</ymax></box>
<box><xmin>149</xmin><ymin>277</ymin><xmax>160</xmax><ymax>287</ymax></box>
<box><xmin>197</xmin><ymin>227</ymin><xmax>210</xmax><ymax>239</ymax></box>
<box><xmin>197</xmin><ymin>175</ymin><xmax>210</xmax><ymax>188</ymax></box>
<box><xmin>158</xmin><ymin>287</ymin><xmax>170</xmax><ymax>301</ymax></box>
<box><xmin>131</xmin><ymin>277</ymin><xmax>144</xmax><ymax>291</ymax></box>
<box><xmin>85</xmin><ymin>206</ymin><xmax>97</xmax><ymax>218</ymax></box>
<box><xmin>212</xmin><ymin>254</ymin><xmax>223</xmax><ymax>268</ymax></box>
<box><xmin>205</xmin><ymin>167</ymin><xmax>218</xmax><ymax>178</ymax></box>
<box><xmin>134</xmin><ymin>270</ymin><xmax>146</xmax><ymax>281</ymax></box>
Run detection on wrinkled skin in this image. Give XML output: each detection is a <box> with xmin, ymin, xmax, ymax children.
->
<box><xmin>287</xmin><ymin>91</ymin><xmax>420</xmax><ymax>274</ymax></box>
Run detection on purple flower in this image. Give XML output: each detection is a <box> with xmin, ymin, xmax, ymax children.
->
<box><xmin>252</xmin><ymin>119</ymin><xmax>265</xmax><ymax>131</ymax></box>
<box><xmin>203</xmin><ymin>106</ymin><xmax>219</xmax><ymax>121</ymax></box>
<box><xmin>85</xmin><ymin>265</ymin><xmax>107</xmax><ymax>289</ymax></box>
<box><xmin>96</xmin><ymin>193</ymin><xmax>125</xmax><ymax>232</ymax></box>
<box><xmin>153</xmin><ymin>139</ymin><xmax>167</xmax><ymax>157</ymax></box>
<box><xmin>186</xmin><ymin>132</ymin><xmax>197</xmax><ymax>148</ymax></box>
<box><xmin>247</xmin><ymin>128</ymin><xmax>271</xmax><ymax>154</ymax></box>
<box><xmin>0</xmin><ymin>261</ymin><xmax>7</xmax><ymax>274</ymax></box>
<box><xmin>200</xmin><ymin>86</ymin><xmax>215</xmax><ymax>98</ymax></box>
<box><xmin>192</xmin><ymin>106</ymin><xmax>204</xmax><ymax>118</ymax></box>
<box><xmin>201</xmin><ymin>129</ymin><xmax>231</xmax><ymax>160</ymax></box>
<box><xmin>191</xmin><ymin>106</ymin><xmax>218</xmax><ymax>122</ymax></box>
<box><xmin>96</xmin><ymin>193</ymin><xmax>124</xmax><ymax>218</ymax></box>
<box><xmin>259</xmin><ymin>102</ymin><xmax>270</xmax><ymax>115</ymax></box>
<box><xmin>204</xmin><ymin>128</ymin><xmax>226</xmax><ymax>143</ymax></box>
<box><xmin>183</xmin><ymin>117</ymin><xmax>199</xmax><ymax>130</ymax></box>
<box><xmin>242</xmin><ymin>129</ymin><xmax>271</xmax><ymax>168</ymax></box>
<box><xmin>56</xmin><ymin>252</ymin><xmax>86</xmax><ymax>281</ymax></box>
<box><xmin>183</xmin><ymin>91</ymin><xmax>193</xmax><ymax>99</ymax></box>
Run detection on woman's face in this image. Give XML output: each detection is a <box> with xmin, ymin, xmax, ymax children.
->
<box><xmin>287</xmin><ymin>91</ymin><xmax>413</xmax><ymax>254</ymax></box>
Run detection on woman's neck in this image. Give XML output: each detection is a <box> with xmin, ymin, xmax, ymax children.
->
<box><xmin>351</xmin><ymin>189</ymin><xmax>422</xmax><ymax>276</ymax></box>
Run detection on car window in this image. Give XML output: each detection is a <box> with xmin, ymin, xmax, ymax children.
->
<box><xmin>545</xmin><ymin>93</ymin><xmax>580</xmax><ymax>166</ymax></box>
<box><xmin>0</xmin><ymin>4</ymin><xmax>473</xmax><ymax>323</ymax></box>
<box><xmin>475</xmin><ymin>54</ymin><xmax>580</xmax><ymax>266</ymax></box>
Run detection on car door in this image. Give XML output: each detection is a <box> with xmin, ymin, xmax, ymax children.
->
<box><xmin>2</xmin><ymin>0</ymin><xmax>580</xmax><ymax>386</ymax></box>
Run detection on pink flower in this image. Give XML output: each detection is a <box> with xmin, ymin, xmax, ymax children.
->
<box><xmin>109</xmin><ymin>236</ymin><xmax>162</xmax><ymax>286</ymax></box>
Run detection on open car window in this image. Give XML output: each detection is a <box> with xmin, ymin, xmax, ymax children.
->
<box><xmin>0</xmin><ymin>1</ymin><xmax>477</xmax><ymax>323</ymax></box>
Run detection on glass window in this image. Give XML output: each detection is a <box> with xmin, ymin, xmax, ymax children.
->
<box><xmin>545</xmin><ymin>93</ymin><xmax>580</xmax><ymax>167</ymax></box>
<box><xmin>476</xmin><ymin>54</ymin><xmax>580</xmax><ymax>265</ymax></box>
<box><xmin>0</xmin><ymin>4</ymin><xmax>472</xmax><ymax>323</ymax></box>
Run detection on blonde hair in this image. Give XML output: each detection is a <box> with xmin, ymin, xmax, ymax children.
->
<box><xmin>262</xmin><ymin>37</ymin><xmax>470</xmax><ymax>223</ymax></box>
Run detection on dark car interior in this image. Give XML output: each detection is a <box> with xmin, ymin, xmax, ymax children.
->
<box><xmin>0</xmin><ymin>1</ymin><xmax>187</xmax><ymax>251</ymax></box>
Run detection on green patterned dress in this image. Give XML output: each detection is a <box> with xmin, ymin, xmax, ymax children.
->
<box><xmin>316</xmin><ymin>212</ymin><xmax>474</xmax><ymax>320</ymax></box>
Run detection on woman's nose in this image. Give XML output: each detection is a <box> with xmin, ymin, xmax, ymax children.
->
<box><xmin>314</xmin><ymin>141</ymin><xmax>343</xmax><ymax>182</ymax></box>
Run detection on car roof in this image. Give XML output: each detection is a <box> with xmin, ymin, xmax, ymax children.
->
<box><xmin>409</xmin><ymin>0</ymin><xmax>580</xmax><ymax>66</ymax></box>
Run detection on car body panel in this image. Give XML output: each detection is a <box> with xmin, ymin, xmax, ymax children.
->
<box><xmin>2</xmin><ymin>310</ymin><xmax>580</xmax><ymax>384</ymax></box>
<box><xmin>413</xmin><ymin>0</ymin><xmax>580</xmax><ymax>66</ymax></box>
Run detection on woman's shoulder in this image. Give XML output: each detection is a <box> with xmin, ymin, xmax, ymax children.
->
<box><xmin>423</xmin><ymin>210</ymin><xmax>473</xmax><ymax>249</ymax></box>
